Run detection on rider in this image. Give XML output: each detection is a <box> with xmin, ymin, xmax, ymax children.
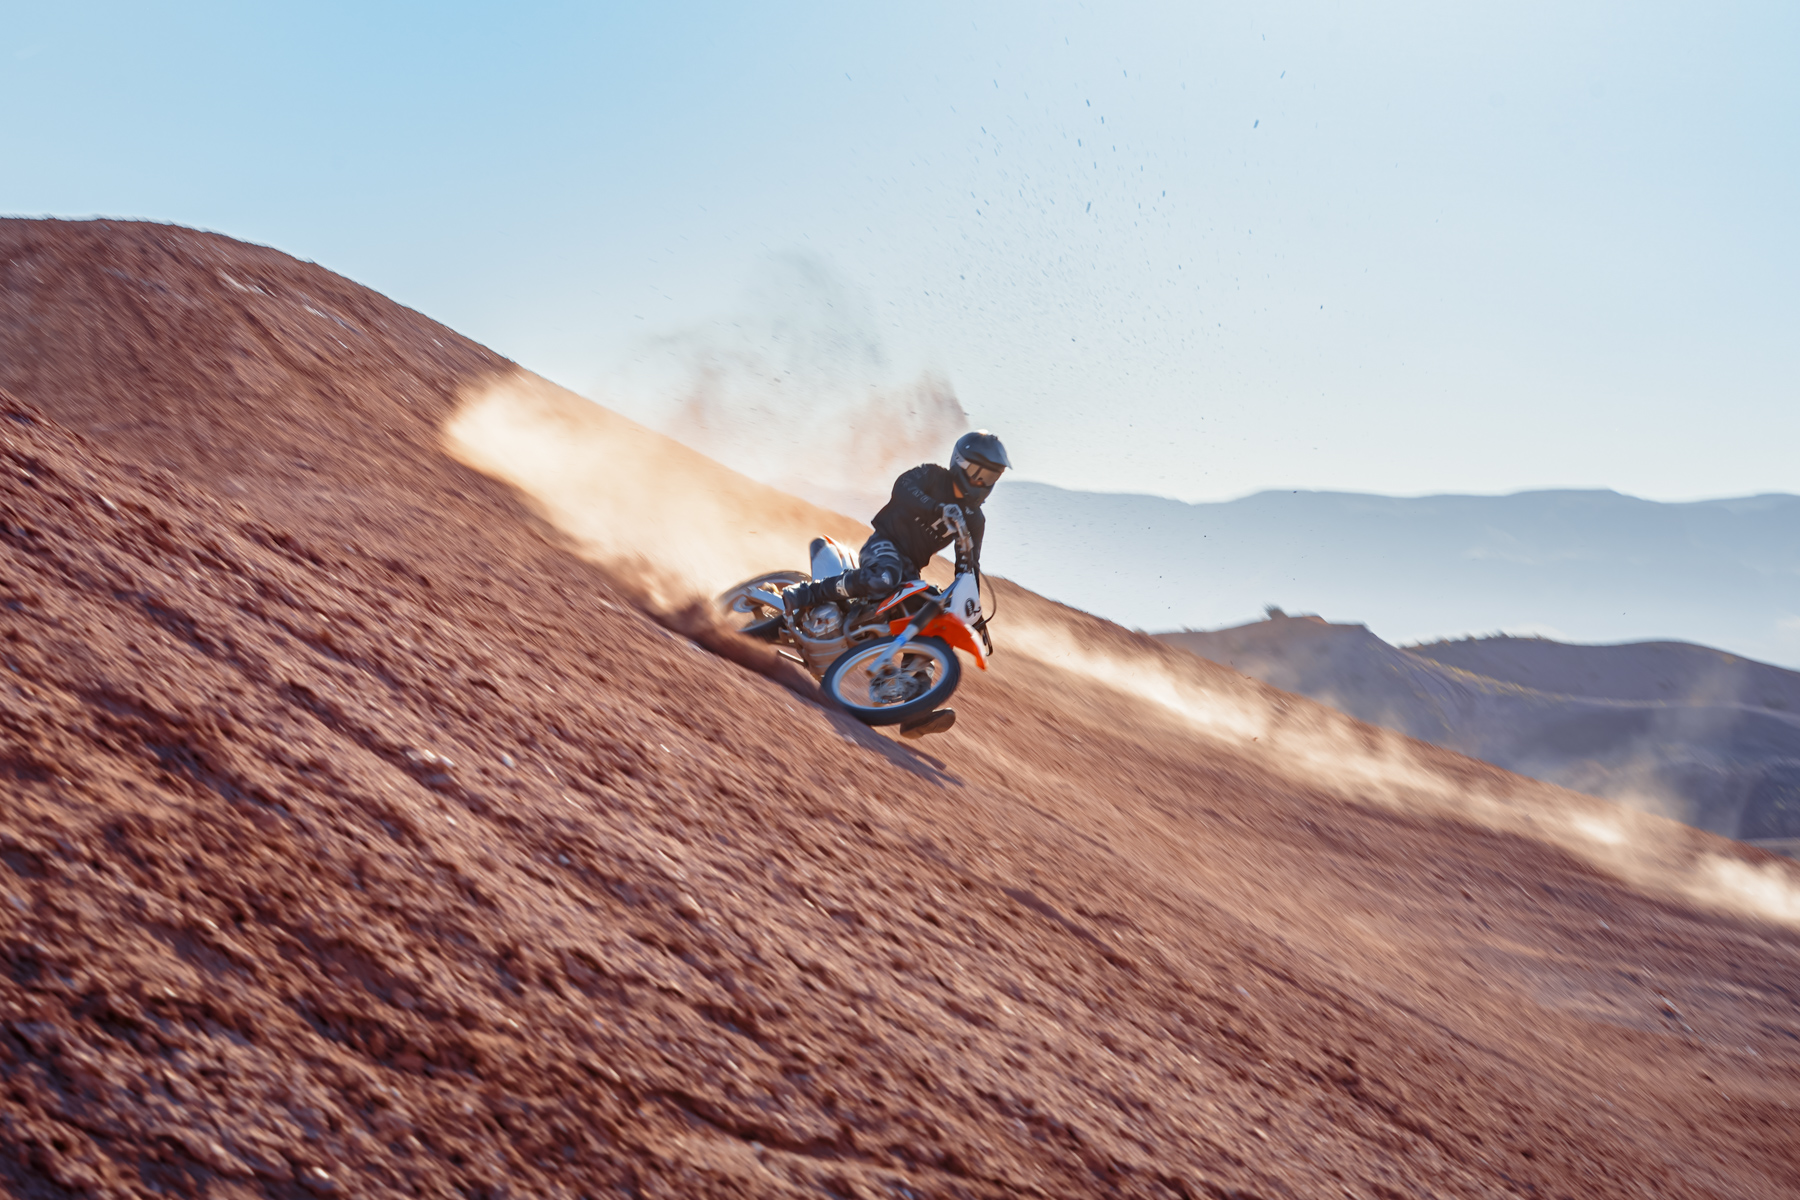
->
<box><xmin>781</xmin><ymin>431</ymin><xmax>1009</xmax><ymax>738</ymax></box>
<box><xmin>782</xmin><ymin>430</ymin><xmax>1010</xmax><ymax>618</ymax></box>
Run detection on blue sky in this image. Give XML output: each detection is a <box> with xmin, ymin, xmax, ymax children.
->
<box><xmin>5</xmin><ymin>1</ymin><xmax>1797</xmax><ymax>502</ymax></box>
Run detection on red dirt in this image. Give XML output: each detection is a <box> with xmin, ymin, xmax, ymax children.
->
<box><xmin>0</xmin><ymin>217</ymin><xmax>1796</xmax><ymax>1199</ymax></box>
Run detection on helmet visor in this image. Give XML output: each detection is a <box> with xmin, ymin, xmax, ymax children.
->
<box><xmin>958</xmin><ymin>455</ymin><xmax>1005</xmax><ymax>488</ymax></box>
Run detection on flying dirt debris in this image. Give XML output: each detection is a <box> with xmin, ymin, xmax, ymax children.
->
<box><xmin>0</xmin><ymin>218</ymin><xmax>1798</xmax><ymax>1199</ymax></box>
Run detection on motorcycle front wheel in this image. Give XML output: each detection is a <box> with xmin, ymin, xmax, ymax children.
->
<box><xmin>822</xmin><ymin>636</ymin><xmax>961</xmax><ymax>726</ymax></box>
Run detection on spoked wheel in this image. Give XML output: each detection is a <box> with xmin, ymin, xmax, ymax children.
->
<box><xmin>716</xmin><ymin>570</ymin><xmax>808</xmax><ymax>630</ymax></box>
<box><xmin>821</xmin><ymin>636</ymin><xmax>962</xmax><ymax>726</ymax></box>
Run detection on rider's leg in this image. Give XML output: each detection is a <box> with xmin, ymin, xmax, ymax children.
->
<box><xmin>843</xmin><ymin>537</ymin><xmax>911</xmax><ymax>598</ymax></box>
<box><xmin>783</xmin><ymin>538</ymin><xmax>913</xmax><ymax>613</ymax></box>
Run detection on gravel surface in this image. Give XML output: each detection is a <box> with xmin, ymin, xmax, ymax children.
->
<box><xmin>0</xmin><ymin>217</ymin><xmax>1796</xmax><ymax>1199</ymax></box>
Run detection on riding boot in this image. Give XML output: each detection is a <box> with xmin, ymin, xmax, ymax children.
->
<box><xmin>900</xmin><ymin>708</ymin><xmax>957</xmax><ymax>739</ymax></box>
<box><xmin>782</xmin><ymin>578</ymin><xmax>844</xmax><ymax>615</ymax></box>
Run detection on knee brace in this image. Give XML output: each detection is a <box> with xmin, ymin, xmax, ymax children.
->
<box><xmin>862</xmin><ymin>560</ymin><xmax>902</xmax><ymax>595</ymax></box>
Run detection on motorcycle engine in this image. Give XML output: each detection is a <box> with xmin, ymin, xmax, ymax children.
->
<box><xmin>800</xmin><ymin>602</ymin><xmax>844</xmax><ymax>639</ymax></box>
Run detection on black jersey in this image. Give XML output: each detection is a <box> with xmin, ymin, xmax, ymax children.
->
<box><xmin>869</xmin><ymin>463</ymin><xmax>986</xmax><ymax>576</ymax></box>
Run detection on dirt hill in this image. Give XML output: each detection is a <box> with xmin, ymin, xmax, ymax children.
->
<box><xmin>1</xmin><ymin>218</ymin><xmax>1798</xmax><ymax>1199</ymax></box>
<box><xmin>1160</xmin><ymin>614</ymin><xmax>1800</xmax><ymax>840</ymax></box>
<box><xmin>1412</xmin><ymin>635</ymin><xmax>1800</xmax><ymax>710</ymax></box>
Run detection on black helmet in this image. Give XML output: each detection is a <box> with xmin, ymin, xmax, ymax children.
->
<box><xmin>950</xmin><ymin>430</ymin><xmax>1010</xmax><ymax>500</ymax></box>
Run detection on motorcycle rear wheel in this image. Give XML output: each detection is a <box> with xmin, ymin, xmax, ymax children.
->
<box><xmin>822</xmin><ymin>636</ymin><xmax>961</xmax><ymax>726</ymax></box>
<box><xmin>716</xmin><ymin>570</ymin><xmax>808</xmax><ymax>629</ymax></box>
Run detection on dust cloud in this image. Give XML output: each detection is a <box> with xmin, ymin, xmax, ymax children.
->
<box><xmin>603</xmin><ymin>252</ymin><xmax>969</xmax><ymax>519</ymax></box>
<box><xmin>668</xmin><ymin>366</ymin><xmax>965</xmax><ymax>520</ymax></box>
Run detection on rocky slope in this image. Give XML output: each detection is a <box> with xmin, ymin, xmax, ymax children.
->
<box><xmin>0</xmin><ymin>218</ymin><xmax>1797</xmax><ymax>1199</ymax></box>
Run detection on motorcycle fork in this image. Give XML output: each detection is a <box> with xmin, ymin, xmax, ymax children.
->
<box><xmin>872</xmin><ymin>595</ymin><xmax>944</xmax><ymax>672</ymax></box>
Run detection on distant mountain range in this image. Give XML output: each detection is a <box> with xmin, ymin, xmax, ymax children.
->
<box><xmin>1161</xmin><ymin>614</ymin><xmax>1800</xmax><ymax>845</ymax></box>
<box><xmin>982</xmin><ymin>484</ymin><xmax>1800</xmax><ymax>668</ymax></box>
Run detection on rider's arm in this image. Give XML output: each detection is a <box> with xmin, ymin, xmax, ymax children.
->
<box><xmin>965</xmin><ymin>506</ymin><xmax>994</xmax><ymax>654</ymax></box>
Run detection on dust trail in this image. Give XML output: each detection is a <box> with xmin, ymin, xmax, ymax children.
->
<box><xmin>1007</xmin><ymin>612</ymin><xmax>1498</xmax><ymax>810</ymax></box>
<box><xmin>1696</xmin><ymin>855</ymin><xmax>1800</xmax><ymax>924</ymax></box>
<box><xmin>1006</xmin><ymin>612</ymin><xmax>1800</xmax><ymax>928</ymax></box>
<box><xmin>444</xmin><ymin>372</ymin><xmax>867</xmax><ymax>603</ymax></box>
<box><xmin>442</xmin><ymin>372</ymin><xmax>865</xmax><ymax>697</ymax></box>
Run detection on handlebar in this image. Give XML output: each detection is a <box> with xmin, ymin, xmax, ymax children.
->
<box><xmin>940</xmin><ymin>503</ymin><xmax>974</xmax><ymax>570</ymax></box>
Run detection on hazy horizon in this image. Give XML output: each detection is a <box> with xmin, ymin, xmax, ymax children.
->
<box><xmin>982</xmin><ymin>482</ymin><xmax>1800</xmax><ymax>666</ymax></box>
<box><xmin>985</xmin><ymin>479</ymin><xmax>1800</xmax><ymax>509</ymax></box>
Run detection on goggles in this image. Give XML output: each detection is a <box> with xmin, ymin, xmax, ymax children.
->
<box><xmin>957</xmin><ymin>455</ymin><xmax>1006</xmax><ymax>488</ymax></box>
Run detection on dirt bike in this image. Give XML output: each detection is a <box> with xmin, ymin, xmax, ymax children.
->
<box><xmin>718</xmin><ymin>505</ymin><xmax>992</xmax><ymax>726</ymax></box>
